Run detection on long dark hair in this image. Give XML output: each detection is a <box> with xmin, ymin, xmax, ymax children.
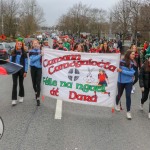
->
<box><xmin>101</xmin><ymin>42</ymin><xmax>110</xmax><ymax>53</ymax></box>
<box><xmin>123</xmin><ymin>50</ymin><xmax>134</xmax><ymax>68</ymax></box>
<box><xmin>11</xmin><ymin>42</ymin><xmax>25</xmax><ymax>56</ymax></box>
<box><xmin>73</xmin><ymin>43</ymin><xmax>79</xmax><ymax>51</ymax></box>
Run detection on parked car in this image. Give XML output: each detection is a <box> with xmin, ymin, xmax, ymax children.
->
<box><xmin>0</xmin><ymin>43</ymin><xmax>9</xmax><ymax>60</ymax></box>
<box><xmin>9</xmin><ymin>42</ymin><xmax>16</xmax><ymax>49</ymax></box>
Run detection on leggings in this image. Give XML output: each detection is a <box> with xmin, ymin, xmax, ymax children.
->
<box><xmin>30</xmin><ymin>66</ymin><xmax>42</xmax><ymax>98</ymax></box>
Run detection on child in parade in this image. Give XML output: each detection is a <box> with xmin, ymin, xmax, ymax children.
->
<box><xmin>116</xmin><ymin>50</ymin><xmax>135</xmax><ymax>120</ymax></box>
<box><xmin>130</xmin><ymin>45</ymin><xmax>140</xmax><ymax>93</ymax></box>
<box><xmin>29</xmin><ymin>40</ymin><xmax>43</xmax><ymax>106</ymax></box>
<box><xmin>10</xmin><ymin>38</ymin><xmax>28</xmax><ymax>106</ymax></box>
<box><xmin>139</xmin><ymin>49</ymin><xmax>150</xmax><ymax>118</ymax></box>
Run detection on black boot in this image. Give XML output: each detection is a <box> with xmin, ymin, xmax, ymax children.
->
<box><xmin>37</xmin><ymin>99</ymin><xmax>40</xmax><ymax>106</ymax></box>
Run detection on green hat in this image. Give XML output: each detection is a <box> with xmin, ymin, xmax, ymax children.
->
<box><xmin>16</xmin><ymin>37</ymin><xmax>24</xmax><ymax>43</ymax></box>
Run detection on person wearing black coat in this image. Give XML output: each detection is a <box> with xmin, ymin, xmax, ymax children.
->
<box><xmin>139</xmin><ymin>56</ymin><xmax>150</xmax><ymax>118</ymax></box>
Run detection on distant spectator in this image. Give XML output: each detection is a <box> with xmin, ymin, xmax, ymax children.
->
<box><xmin>56</xmin><ymin>40</ymin><xmax>68</xmax><ymax>51</ymax></box>
<box><xmin>63</xmin><ymin>38</ymin><xmax>70</xmax><ymax>51</ymax></box>
<box><xmin>53</xmin><ymin>39</ymin><xmax>58</xmax><ymax>49</ymax></box>
<box><xmin>73</xmin><ymin>43</ymin><xmax>83</xmax><ymax>52</ymax></box>
<box><xmin>143</xmin><ymin>41</ymin><xmax>148</xmax><ymax>51</ymax></box>
<box><xmin>98</xmin><ymin>42</ymin><xmax>112</xmax><ymax>53</ymax></box>
<box><xmin>43</xmin><ymin>41</ymin><xmax>50</xmax><ymax>48</ymax></box>
<box><xmin>117</xmin><ymin>40</ymin><xmax>123</xmax><ymax>52</ymax></box>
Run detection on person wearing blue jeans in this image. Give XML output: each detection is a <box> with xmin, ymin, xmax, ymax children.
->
<box><xmin>116</xmin><ymin>50</ymin><xmax>135</xmax><ymax>120</ymax></box>
<box><xmin>116</xmin><ymin>82</ymin><xmax>133</xmax><ymax>112</ymax></box>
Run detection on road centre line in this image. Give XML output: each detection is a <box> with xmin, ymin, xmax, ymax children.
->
<box><xmin>55</xmin><ymin>99</ymin><xmax>63</xmax><ymax>119</ymax></box>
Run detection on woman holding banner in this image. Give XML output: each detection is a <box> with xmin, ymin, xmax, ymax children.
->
<box><xmin>29</xmin><ymin>40</ymin><xmax>43</xmax><ymax>106</ymax></box>
<box><xmin>116</xmin><ymin>50</ymin><xmax>135</xmax><ymax>120</ymax></box>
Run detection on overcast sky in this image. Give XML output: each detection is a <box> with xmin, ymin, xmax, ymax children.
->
<box><xmin>37</xmin><ymin>0</ymin><xmax>120</xmax><ymax>26</ymax></box>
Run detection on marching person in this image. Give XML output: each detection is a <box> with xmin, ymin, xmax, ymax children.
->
<box><xmin>10</xmin><ymin>38</ymin><xmax>28</xmax><ymax>106</ymax></box>
<box><xmin>139</xmin><ymin>49</ymin><xmax>150</xmax><ymax>118</ymax></box>
<box><xmin>29</xmin><ymin>40</ymin><xmax>43</xmax><ymax>106</ymax></box>
<box><xmin>130</xmin><ymin>44</ymin><xmax>140</xmax><ymax>93</ymax></box>
<box><xmin>116</xmin><ymin>50</ymin><xmax>135</xmax><ymax>120</ymax></box>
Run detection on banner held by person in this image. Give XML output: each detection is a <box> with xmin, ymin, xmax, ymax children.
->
<box><xmin>42</xmin><ymin>49</ymin><xmax>120</xmax><ymax>108</ymax></box>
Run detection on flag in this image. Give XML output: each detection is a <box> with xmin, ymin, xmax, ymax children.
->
<box><xmin>0</xmin><ymin>59</ymin><xmax>23</xmax><ymax>75</ymax></box>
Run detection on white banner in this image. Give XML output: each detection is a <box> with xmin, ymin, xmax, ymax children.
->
<box><xmin>42</xmin><ymin>49</ymin><xmax>120</xmax><ymax>107</ymax></box>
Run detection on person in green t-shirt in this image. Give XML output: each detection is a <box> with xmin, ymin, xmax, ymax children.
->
<box><xmin>63</xmin><ymin>38</ymin><xmax>70</xmax><ymax>51</ymax></box>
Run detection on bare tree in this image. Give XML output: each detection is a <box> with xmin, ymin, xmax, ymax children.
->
<box><xmin>88</xmin><ymin>8</ymin><xmax>107</xmax><ymax>37</ymax></box>
<box><xmin>111</xmin><ymin>0</ymin><xmax>132</xmax><ymax>42</ymax></box>
<box><xmin>57</xmin><ymin>2</ymin><xmax>108</xmax><ymax>37</ymax></box>
<box><xmin>19</xmin><ymin>0</ymin><xmax>45</xmax><ymax>36</ymax></box>
<box><xmin>0</xmin><ymin>0</ymin><xmax>20</xmax><ymax>37</ymax></box>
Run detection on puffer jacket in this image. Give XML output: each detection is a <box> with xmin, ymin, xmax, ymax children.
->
<box><xmin>139</xmin><ymin>65</ymin><xmax>150</xmax><ymax>88</ymax></box>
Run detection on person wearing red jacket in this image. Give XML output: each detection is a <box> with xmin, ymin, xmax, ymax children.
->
<box><xmin>144</xmin><ymin>41</ymin><xmax>148</xmax><ymax>51</ymax></box>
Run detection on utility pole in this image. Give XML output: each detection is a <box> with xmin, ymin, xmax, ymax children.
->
<box><xmin>1</xmin><ymin>0</ymin><xmax>4</xmax><ymax>34</ymax></box>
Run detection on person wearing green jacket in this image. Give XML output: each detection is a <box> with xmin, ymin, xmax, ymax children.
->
<box><xmin>63</xmin><ymin>38</ymin><xmax>70</xmax><ymax>51</ymax></box>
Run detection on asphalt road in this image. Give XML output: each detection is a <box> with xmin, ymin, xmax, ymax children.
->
<box><xmin>0</xmin><ymin>43</ymin><xmax>150</xmax><ymax>150</ymax></box>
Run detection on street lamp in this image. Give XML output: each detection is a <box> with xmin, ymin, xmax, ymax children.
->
<box><xmin>1</xmin><ymin>0</ymin><xmax>4</xmax><ymax>34</ymax></box>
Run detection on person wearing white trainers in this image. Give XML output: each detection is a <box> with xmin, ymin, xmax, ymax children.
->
<box><xmin>12</xmin><ymin>100</ymin><xmax>17</xmax><ymax>106</ymax></box>
<box><xmin>130</xmin><ymin>45</ymin><xmax>140</xmax><ymax>94</ymax></box>
<box><xmin>18</xmin><ymin>97</ymin><xmax>24</xmax><ymax>103</ymax></box>
<box><xmin>139</xmin><ymin>51</ymin><xmax>150</xmax><ymax>118</ymax></box>
<box><xmin>10</xmin><ymin>39</ymin><xmax>28</xmax><ymax>106</ymax></box>
<box><xmin>148</xmin><ymin>113</ymin><xmax>150</xmax><ymax>119</ymax></box>
<box><xmin>29</xmin><ymin>40</ymin><xmax>43</xmax><ymax>106</ymax></box>
<box><xmin>126</xmin><ymin>112</ymin><xmax>132</xmax><ymax>120</ymax></box>
<box><xmin>116</xmin><ymin>50</ymin><xmax>135</xmax><ymax>120</ymax></box>
<box><xmin>115</xmin><ymin>104</ymin><xmax>120</xmax><ymax>112</ymax></box>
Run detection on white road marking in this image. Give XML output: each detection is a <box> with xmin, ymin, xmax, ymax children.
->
<box><xmin>55</xmin><ymin>99</ymin><xmax>63</xmax><ymax>119</ymax></box>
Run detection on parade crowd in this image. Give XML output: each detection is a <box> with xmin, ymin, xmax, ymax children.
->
<box><xmin>6</xmin><ymin>35</ymin><xmax>150</xmax><ymax>120</ymax></box>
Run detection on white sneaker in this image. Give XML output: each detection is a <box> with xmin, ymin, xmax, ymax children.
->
<box><xmin>148</xmin><ymin>113</ymin><xmax>150</xmax><ymax>119</ymax></box>
<box><xmin>139</xmin><ymin>104</ymin><xmax>143</xmax><ymax>111</ymax></box>
<box><xmin>132</xmin><ymin>86</ymin><xmax>135</xmax><ymax>91</ymax></box>
<box><xmin>19</xmin><ymin>97</ymin><xmax>24</xmax><ymax>103</ymax></box>
<box><xmin>115</xmin><ymin>105</ymin><xmax>120</xmax><ymax>112</ymax></box>
<box><xmin>12</xmin><ymin>100</ymin><xmax>17</xmax><ymax>106</ymax></box>
<box><xmin>126</xmin><ymin>112</ymin><xmax>132</xmax><ymax>120</ymax></box>
<box><xmin>131</xmin><ymin>89</ymin><xmax>134</xmax><ymax>94</ymax></box>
